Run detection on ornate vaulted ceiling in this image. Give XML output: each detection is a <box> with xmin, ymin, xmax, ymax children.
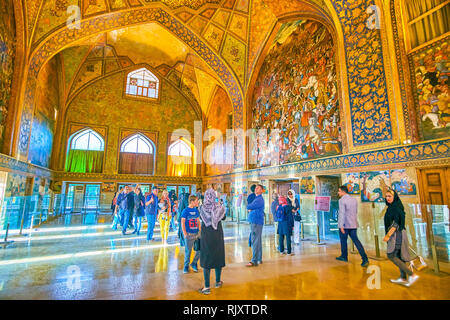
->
<box><xmin>25</xmin><ymin>0</ymin><xmax>331</xmax><ymax>92</ymax></box>
<box><xmin>60</xmin><ymin>23</ymin><xmax>223</xmax><ymax>117</ymax></box>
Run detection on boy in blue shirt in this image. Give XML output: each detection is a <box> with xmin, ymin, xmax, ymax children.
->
<box><xmin>181</xmin><ymin>195</ymin><xmax>201</xmax><ymax>273</ymax></box>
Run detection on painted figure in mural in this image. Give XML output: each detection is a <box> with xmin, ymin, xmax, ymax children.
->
<box><xmin>361</xmin><ymin>171</ymin><xmax>389</xmax><ymax>202</ymax></box>
<box><xmin>251</xmin><ymin>20</ymin><xmax>341</xmax><ymax>167</ymax></box>
<box><xmin>343</xmin><ymin>174</ymin><xmax>360</xmax><ymax>194</ymax></box>
<box><xmin>300</xmin><ymin>177</ymin><xmax>315</xmax><ymax>194</ymax></box>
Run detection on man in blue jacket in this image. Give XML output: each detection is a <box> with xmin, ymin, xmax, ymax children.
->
<box><xmin>145</xmin><ymin>186</ymin><xmax>159</xmax><ymax>241</ymax></box>
<box><xmin>246</xmin><ymin>184</ymin><xmax>265</xmax><ymax>267</ymax></box>
<box><xmin>247</xmin><ymin>184</ymin><xmax>257</xmax><ymax>247</ymax></box>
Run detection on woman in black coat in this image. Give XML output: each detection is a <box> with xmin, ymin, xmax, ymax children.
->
<box><xmin>198</xmin><ymin>188</ymin><xmax>226</xmax><ymax>295</ymax></box>
<box><xmin>383</xmin><ymin>188</ymin><xmax>418</xmax><ymax>287</ymax></box>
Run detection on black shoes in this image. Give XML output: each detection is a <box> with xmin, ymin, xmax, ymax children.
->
<box><xmin>336</xmin><ymin>256</ymin><xmax>348</xmax><ymax>262</ymax></box>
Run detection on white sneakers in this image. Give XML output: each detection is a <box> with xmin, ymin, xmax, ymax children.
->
<box><xmin>390</xmin><ymin>274</ymin><xmax>419</xmax><ymax>287</ymax></box>
<box><xmin>405</xmin><ymin>274</ymin><xmax>419</xmax><ymax>287</ymax></box>
<box><xmin>390</xmin><ymin>277</ymin><xmax>408</xmax><ymax>284</ymax></box>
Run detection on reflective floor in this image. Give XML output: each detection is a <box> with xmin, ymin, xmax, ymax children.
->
<box><xmin>0</xmin><ymin>218</ymin><xmax>448</xmax><ymax>300</ymax></box>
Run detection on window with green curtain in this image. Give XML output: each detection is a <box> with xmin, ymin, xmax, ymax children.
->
<box><xmin>65</xmin><ymin>129</ymin><xmax>105</xmax><ymax>173</ymax></box>
<box><xmin>405</xmin><ymin>0</ymin><xmax>450</xmax><ymax>50</ymax></box>
<box><xmin>65</xmin><ymin>149</ymin><xmax>104</xmax><ymax>173</ymax></box>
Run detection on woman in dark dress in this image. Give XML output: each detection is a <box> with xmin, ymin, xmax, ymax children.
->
<box><xmin>198</xmin><ymin>188</ymin><xmax>226</xmax><ymax>295</ymax></box>
<box><xmin>275</xmin><ymin>196</ymin><xmax>294</xmax><ymax>255</ymax></box>
<box><xmin>383</xmin><ymin>188</ymin><xmax>419</xmax><ymax>287</ymax></box>
<box><xmin>132</xmin><ymin>187</ymin><xmax>145</xmax><ymax>235</ymax></box>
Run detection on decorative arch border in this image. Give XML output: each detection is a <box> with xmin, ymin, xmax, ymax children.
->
<box><xmin>16</xmin><ymin>7</ymin><xmax>244</xmax><ymax>162</ymax></box>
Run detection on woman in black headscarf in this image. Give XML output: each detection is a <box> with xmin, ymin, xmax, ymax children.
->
<box><xmin>198</xmin><ymin>188</ymin><xmax>226</xmax><ymax>295</ymax></box>
<box><xmin>383</xmin><ymin>188</ymin><xmax>419</xmax><ymax>287</ymax></box>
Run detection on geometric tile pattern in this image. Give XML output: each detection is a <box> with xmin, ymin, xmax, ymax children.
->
<box><xmin>205</xmin><ymin>138</ymin><xmax>450</xmax><ymax>179</ymax></box>
<box><xmin>332</xmin><ymin>0</ymin><xmax>393</xmax><ymax>146</ymax></box>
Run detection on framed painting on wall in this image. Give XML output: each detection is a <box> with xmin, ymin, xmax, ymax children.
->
<box><xmin>343</xmin><ymin>173</ymin><xmax>360</xmax><ymax>194</ymax></box>
<box><xmin>300</xmin><ymin>177</ymin><xmax>315</xmax><ymax>194</ymax></box>
<box><xmin>360</xmin><ymin>171</ymin><xmax>390</xmax><ymax>202</ymax></box>
<box><xmin>390</xmin><ymin>169</ymin><xmax>417</xmax><ymax>195</ymax></box>
<box><xmin>101</xmin><ymin>182</ymin><xmax>116</xmax><ymax>193</ymax></box>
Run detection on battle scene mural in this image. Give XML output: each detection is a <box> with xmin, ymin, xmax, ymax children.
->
<box><xmin>251</xmin><ymin>20</ymin><xmax>341</xmax><ymax>167</ymax></box>
<box><xmin>410</xmin><ymin>38</ymin><xmax>450</xmax><ymax>141</ymax></box>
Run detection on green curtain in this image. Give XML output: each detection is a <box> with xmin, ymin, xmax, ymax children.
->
<box><xmin>65</xmin><ymin>150</ymin><xmax>104</xmax><ymax>173</ymax></box>
<box><xmin>405</xmin><ymin>0</ymin><xmax>449</xmax><ymax>49</ymax></box>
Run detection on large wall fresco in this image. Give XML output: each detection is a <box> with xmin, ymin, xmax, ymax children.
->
<box><xmin>65</xmin><ymin>71</ymin><xmax>200</xmax><ymax>175</ymax></box>
<box><xmin>28</xmin><ymin>58</ymin><xmax>59</xmax><ymax>168</ymax></box>
<box><xmin>251</xmin><ymin>20</ymin><xmax>341</xmax><ymax>167</ymax></box>
<box><xmin>0</xmin><ymin>0</ymin><xmax>15</xmax><ymax>150</ymax></box>
<box><xmin>409</xmin><ymin>37</ymin><xmax>450</xmax><ymax>141</ymax></box>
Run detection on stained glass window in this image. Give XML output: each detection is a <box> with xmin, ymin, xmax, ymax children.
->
<box><xmin>70</xmin><ymin>129</ymin><xmax>104</xmax><ymax>151</ymax></box>
<box><xmin>168</xmin><ymin>139</ymin><xmax>192</xmax><ymax>157</ymax></box>
<box><xmin>125</xmin><ymin>68</ymin><xmax>159</xmax><ymax>99</ymax></box>
<box><xmin>120</xmin><ymin>134</ymin><xmax>154</xmax><ymax>154</ymax></box>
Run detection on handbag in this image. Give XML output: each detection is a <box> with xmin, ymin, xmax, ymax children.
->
<box><xmin>407</xmin><ymin>246</ymin><xmax>427</xmax><ymax>271</ymax></box>
<box><xmin>193</xmin><ymin>238</ymin><xmax>201</xmax><ymax>251</ymax></box>
<box><xmin>294</xmin><ymin>214</ymin><xmax>302</xmax><ymax>222</ymax></box>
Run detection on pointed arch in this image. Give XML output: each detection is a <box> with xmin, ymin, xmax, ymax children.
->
<box><xmin>167</xmin><ymin>137</ymin><xmax>196</xmax><ymax>176</ymax></box>
<box><xmin>119</xmin><ymin>133</ymin><xmax>156</xmax><ymax>175</ymax></box>
<box><xmin>125</xmin><ymin>67</ymin><xmax>160</xmax><ymax>99</ymax></box>
<box><xmin>65</xmin><ymin>128</ymin><xmax>104</xmax><ymax>173</ymax></box>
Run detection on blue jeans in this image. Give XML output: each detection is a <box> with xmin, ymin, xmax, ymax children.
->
<box><xmin>250</xmin><ymin>224</ymin><xmax>263</xmax><ymax>264</ymax></box>
<box><xmin>118</xmin><ymin>208</ymin><xmax>125</xmax><ymax>226</ymax></box>
<box><xmin>122</xmin><ymin>209</ymin><xmax>131</xmax><ymax>233</ymax></box>
<box><xmin>170</xmin><ymin>213</ymin><xmax>176</xmax><ymax>230</ymax></box>
<box><xmin>178</xmin><ymin>221</ymin><xmax>185</xmax><ymax>247</ymax></box>
<box><xmin>134</xmin><ymin>215</ymin><xmax>142</xmax><ymax>233</ymax></box>
<box><xmin>184</xmin><ymin>235</ymin><xmax>200</xmax><ymax>270</ymax></box>
<box><xmin>279</xmin><ymin>233</ymin><xmax>291</xmax><ymax>254</ymax></box>
<box><xmin>146</xmin><ymin>214</ymin><xmax>157</xmax><ymax>240</ymax></box>
<box><xmin>203</xmin><ymin>268</ymin><xmax>222</xmax><ymax>288</ymax></box>
<box><xmin>339</xmin><ymin>228</ymin><xmax>368</xmax><ymax>261</ymax></box>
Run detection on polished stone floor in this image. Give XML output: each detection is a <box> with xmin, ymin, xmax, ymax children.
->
<box><xmin>0</xmin><ymin>217</ymin><xmax>448</xmax><ymax>300</ymax></box>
